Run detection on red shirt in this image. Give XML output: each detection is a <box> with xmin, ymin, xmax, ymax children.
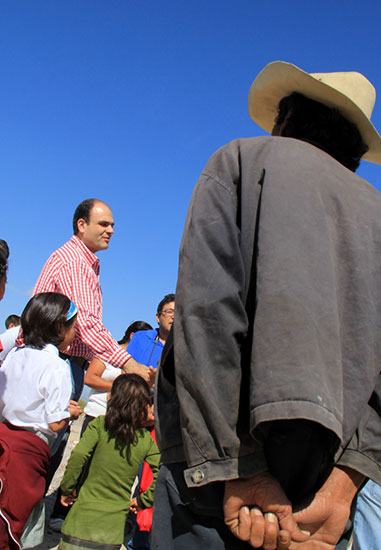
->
<box><xmin>32</xmin><ymin>235</ymin><xmax>130</xmax><ymax>367</ymax></box>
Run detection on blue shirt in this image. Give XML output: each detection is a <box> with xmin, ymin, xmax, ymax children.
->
<box><xmin>127</xmin><ymin>329</ymin><xmax>164</xmax><ymax>368</ymax></box>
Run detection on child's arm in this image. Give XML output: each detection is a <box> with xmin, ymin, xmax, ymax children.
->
<box><xmin>60</xmin><ymin>416</ymin><xmax>102</xmax><ymax>496</ymax></box>
<box><xmin>84</xmin><ymin>357</ymin><xmax>115</xmax><ymax>392</ymax></box>
<box><xmin>136</xmin><ymin>437</ymin><xmax>161</xmax><ymax>509</ymax></box>
<box><xmin>49</xmin><ymin>401</ymin><xmax>83</xmax><ymax>432</ymax></box>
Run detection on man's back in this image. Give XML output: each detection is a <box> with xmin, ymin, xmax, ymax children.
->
<box><xmin>156</xmin><ymin>135</ymin><xmax>381</xmax><ymax>481</ymax></box>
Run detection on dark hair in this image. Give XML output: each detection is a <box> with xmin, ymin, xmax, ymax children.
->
<box><xmin>118</xmin><ymin>321</ymin><xmax>153</xmax><ymax>345</ymax></box>
<box><xmin>0</xmin><ymin>240</ymin><xmax>9</xmax><ymax>281</ymax></box>
<box><xmin>274</xmin><ymin>92</ymin><xmax>369</xmax><ymax>172</ymax></box>
<box><xmin>72</xmin><ymin>199</ymin><xmax>97</xmax><ymax>234</ymax></box>
<box><xmin>105</xmin><ymin>374</ymin><xmax>151</xmax><ymax>453</ymax></box>
<box><xmin>21</xmin><ymin>292</ymin><xmax>77</xmax><ymax>349</ymax></box>
<box><xmin>157</xmin><ymin>293</ymin><xmax>175</xmax><ymax>315</ymax></box>
<box><xmin>5</xmin><ymin>314</ymin><xmax>21</xmax><ymax>329</ymax></box>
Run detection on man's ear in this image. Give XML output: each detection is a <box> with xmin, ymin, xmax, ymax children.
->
<box><xmin>155</xmin><ymin>313</ymin><xmax>160</xmax><ymax>325</ymax></box>
<box><xmin>76</xmin><ymin>218</ymin><xmax>86</xmax><ymax>235</ymax></box>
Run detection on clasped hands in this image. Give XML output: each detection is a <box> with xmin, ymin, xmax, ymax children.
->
<box><xmin>223</xmin><ymin>466</ymin><xmax>361</xmax><ymax>550</ymax></box>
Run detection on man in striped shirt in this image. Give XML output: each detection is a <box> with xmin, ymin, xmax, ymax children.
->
<box><xmin>33</xmin><ymin>197</ymin><xmax>152</xmax><ymax>385</ymax></box>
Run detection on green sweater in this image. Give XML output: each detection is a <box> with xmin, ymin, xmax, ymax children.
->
<box><xmin>60</xmin><ymin>416</ymin><xmax>160</xmax><ymax>545</ymax></box>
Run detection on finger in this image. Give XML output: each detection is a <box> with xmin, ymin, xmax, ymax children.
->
<box><xmin>225</xmin><ymin>506</ymin><xmax>251</xmax><ymax>541</ymax></box>
<box><xmin>249</xmin><ymin>506</ymin><xmax>265</xmax><ymax>548</ymax></box>
<box><xmin>262</xmin><ymin>512</ymin><xmax>278</xmax><ymax>550</ymax></box>
<box><xmin>277</xmin><ymin>529</ymin><xmax>291</xmax><ymax>549</ymax></box>
<box><xmin>236</xmin><ymin>506</ymin><xmax>251</xmax><ymax>541</ymax></box>
<box><xmin>278</xmin><ymin>514</ymin><xmax>310</xmax><ymax>543</ymax></box>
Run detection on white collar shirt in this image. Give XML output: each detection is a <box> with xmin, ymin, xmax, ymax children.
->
<box><xmin>0</xmin><ymin>343</ymin><xmax>71</xmax><ymax>436</ymax></box>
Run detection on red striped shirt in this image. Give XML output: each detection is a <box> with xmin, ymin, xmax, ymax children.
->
<box><xmin>32</xmin><ymin>235</ymin><xmax>130</xmax><ymax>367</ymax></box>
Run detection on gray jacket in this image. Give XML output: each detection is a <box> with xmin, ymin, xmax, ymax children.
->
<box><xmin>156</xmin><ymin>136</ymin><xmax>381</xmax><ymax>488</ymax></box>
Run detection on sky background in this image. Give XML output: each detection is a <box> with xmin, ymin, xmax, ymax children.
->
<box><xmin>1</xmin><ymin>0</ymin><xmax>381</xmax><ymax>336</ymax></box>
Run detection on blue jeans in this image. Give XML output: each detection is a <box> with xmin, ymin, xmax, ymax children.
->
<box><xmin>352</xmin><ymin>480</ymin><xmax>381</xmax><ymax>550</ymax></box>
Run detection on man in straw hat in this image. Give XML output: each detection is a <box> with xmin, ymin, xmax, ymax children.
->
<box><xmin>153</xmin><ymin>61</ymin><xmax>381</xmax><ymax>549</ymax></box>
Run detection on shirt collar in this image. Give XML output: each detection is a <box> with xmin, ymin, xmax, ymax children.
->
<box><xmin>70</xmin><ymin>235</ymin><xmax>100</xmax><ymax>274</ymax></box>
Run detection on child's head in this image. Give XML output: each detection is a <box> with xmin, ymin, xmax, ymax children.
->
<box><xmin>105</xmin><ymin>374</ymin><xmax>152</xmax><ymax>447</ymax></box>
<box><xmin>21</xmin><ymin>292</ymin><xmax>78</xmax><ymax>350</ymax></box>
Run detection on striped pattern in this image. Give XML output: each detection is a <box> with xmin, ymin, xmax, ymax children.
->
<box><xmin>32</xmin><ymin>235</ymin><xmax>130</xmax><ymax>367</ymax></box>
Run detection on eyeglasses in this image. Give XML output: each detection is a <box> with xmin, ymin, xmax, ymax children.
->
<box><xmin>160</xmin><ymin>308</ymin><xmax>175</xmax><ymax>317</ymax></box>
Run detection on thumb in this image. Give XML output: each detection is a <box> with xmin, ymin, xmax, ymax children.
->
<box><xmin>279</xmin><ymin>513</ymin><xmax>310</xmax><ymax>543</ymax></box>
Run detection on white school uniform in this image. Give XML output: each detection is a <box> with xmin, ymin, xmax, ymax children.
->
<box><xmin>0</xmin><ymin>343</ymin><xmax>71</xmax><ymax>437</ymax></box>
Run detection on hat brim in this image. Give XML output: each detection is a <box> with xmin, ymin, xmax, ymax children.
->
<box><xmin>248</xmin><ymin>61</ymin><xmax>381</xmax><ymax>165</ymax></box>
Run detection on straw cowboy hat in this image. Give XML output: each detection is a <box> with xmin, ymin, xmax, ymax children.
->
<box><xmin>248</xmin><ymin>61</ymin><xmax>381</xmax><ymax>164</ymax></box>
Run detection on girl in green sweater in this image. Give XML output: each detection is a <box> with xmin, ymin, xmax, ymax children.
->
<box><xmin>57</xmin><ymin>374</ymin><xmax>160</xmax><ymax>550</ymax></box>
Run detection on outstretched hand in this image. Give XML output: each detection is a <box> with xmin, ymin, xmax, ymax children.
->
<box><xmin>224</xmin><ymin>472</ymin><xmax>309</xmax><ymax>549</ymax></box>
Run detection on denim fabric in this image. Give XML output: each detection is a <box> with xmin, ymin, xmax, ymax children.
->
<box><xmin>352</xmin><ymin>480</ymin><xmax>381</xmax><ymax>550</ymax></box>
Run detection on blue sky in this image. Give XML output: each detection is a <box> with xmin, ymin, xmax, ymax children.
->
<box><xmin>1</xmin><ymin>0</ymin><xmax>381</xmax><ymax>335</ymax></box>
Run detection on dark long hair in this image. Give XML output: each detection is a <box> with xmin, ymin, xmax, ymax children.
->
<box><xmin>22</xmin><ymin>292</ymin><xmax>77</xmax><ymax>349</ymax></box>
<box><xmin>105</xmin><ymin>374</ymin><xmax>151</xmax><ymax>452</ymax></box>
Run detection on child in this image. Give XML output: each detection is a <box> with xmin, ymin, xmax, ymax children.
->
<box><xmin>58</xmin><ymin>374</ymin><xmax>160</xmax><ymax>550</ymax></box>
<box><xmin>0</xmin><ymin>292</ymin><xmax>82</xmax><ymax>550</ymax></box>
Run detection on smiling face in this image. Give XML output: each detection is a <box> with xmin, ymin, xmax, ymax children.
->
<box><xmin>76</xmin><ymin>201</ymin><xmax>115</xmax><ymax>253</ymax></box>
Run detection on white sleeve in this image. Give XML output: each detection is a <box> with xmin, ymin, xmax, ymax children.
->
<box><xmin>40</xmin><ymin>363</ymin><xmax>72</xmax><ymax>424</ymax></box>
<box><xmin>0</xmin><ymin>327</ymin><xmax>20</xmax><ymax>363</ymax></box>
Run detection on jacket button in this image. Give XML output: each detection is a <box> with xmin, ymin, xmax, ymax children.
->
<box><xmin>192</xmin><ymin>469</ymin><xmax>204</xmax><ymax>484</ymax></box>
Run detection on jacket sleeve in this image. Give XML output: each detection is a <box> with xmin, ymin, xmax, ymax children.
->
<box><xmin>60</xmin><ymin>417</ymin><xmax>100</xmax><ymax>495</ymax></box>
<box><xmin>136</xmin><ymin>436</ymin><xmax>161</xmax><ymax>509</ymax></box>
<box><xmin>336</xmin><ymin>373</ymin><xmax>381</xmax><ymax>483</ymax></box>
<box><xmin>173</xmin><ymin>145</ymin><xmax>267</xmax><ymax>488</ymax></box>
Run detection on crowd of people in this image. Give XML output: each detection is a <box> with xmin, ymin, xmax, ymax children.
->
<box><xmin>0</xmin><ymin>210</ymin><xmax>173</xmax><ymax>550</ymax></box>
<box><xmin>2</xmin><ymin>59</ymin><xmax>381</xmax><ymax>550</ymax></box>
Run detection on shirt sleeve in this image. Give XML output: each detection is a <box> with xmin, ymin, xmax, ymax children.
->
<box><xmin>336</xmin><ymin>373</ymin><xmax>381</xmax><ymax>484</ymax></box>
<box><xmin>60</xmin><ymin>417</ymin><xmax>101</xmax><ymax>494</ymax></box>
<box><xmin>40</xmin><ymin>364</ymin><xmax>72</xmax><ymax>424</ymax></box>
<box><xmin>58</xmin><ymin>261</ymin><xmax>131</xmax><ymax>367</ymax></box>
<box><xmin>173</xmin><ymin>147</ymin><xmax>267</xmax><ymax>487</ymax></box>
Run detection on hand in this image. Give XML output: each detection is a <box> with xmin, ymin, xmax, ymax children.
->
<box><xmin>122</xmin><ymin>357</ymin><xmax>152</xmax><ymax>384</ymax></box>
<box><xmin>288</xmin><ymin>466</ymin><xmax>364</xmax><ymax>549</ymax></box>
<box><xmin>148</xmin><ymin>366</ymin><xmax>156</xmax><ymax>387</ymax></box>
<box><xmin>68</xmin><ymin>400</ymin><xmax>83</xmax><ymax>420</ymax></box>
<box><xmin>130</xmin><ymin>497</ymin><xmax>141</xmax><ymax>514</ymax></box>
<box><xmin>224</xmin><ymin>472</ymin><xmax>309</xmax><ymax>549</ymax></box>
<box><xmin>61</xmin><ymin>491</ymin><xmax>77</xmax><ymax>507</ymax></box>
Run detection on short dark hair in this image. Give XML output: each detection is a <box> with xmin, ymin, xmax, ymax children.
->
<box><xmin>72</xmin><ymin>199</ymin><xmax>96</xmax><ymax>234</ymax></box>
<box><xmin>118</xmin><ymin>321</ymin><xmax>153</xmax><ymax>345</ymax></box>
<box><xmin>274</xmin><ymin>92</ymin><xmax>369</xmax><ymax>172</ymax></box>
<box><xmin>0</xmin><ymin>240</ymin><xmax>9</xmax><ymax>281</ymax></box>
<box><xmin>105</xmin><ymin>374</ymin><xmax>151</xmax><ymax>452</ymax></box>
<box><xmin>22</xmin><ymin>292</ymin><xmax>77</xmax><ymax>349</ymax></box>
<box><xmin>157</xmin><ymin>293</ymin><xmax>175</xmax><ymax>315</ymax></box>
<box><xmin>5</xmin><ymin>314</ymin><xmax>21</xmax><ymax>329</ymax></box>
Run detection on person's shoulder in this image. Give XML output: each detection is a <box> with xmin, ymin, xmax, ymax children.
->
<box><xmin>133</xmin><ymin>329</ymin><xmax>156</xmax><ymax>341</ymax></box>
<box><xmin>54</xmin><ymin>236</ymin><xmax>92</xmax><ymax>267</ymax></box>
<box><xmin>203</xmin><ymin>137</ymin><xmax>274</xmax><ymax>181</ymax></box>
